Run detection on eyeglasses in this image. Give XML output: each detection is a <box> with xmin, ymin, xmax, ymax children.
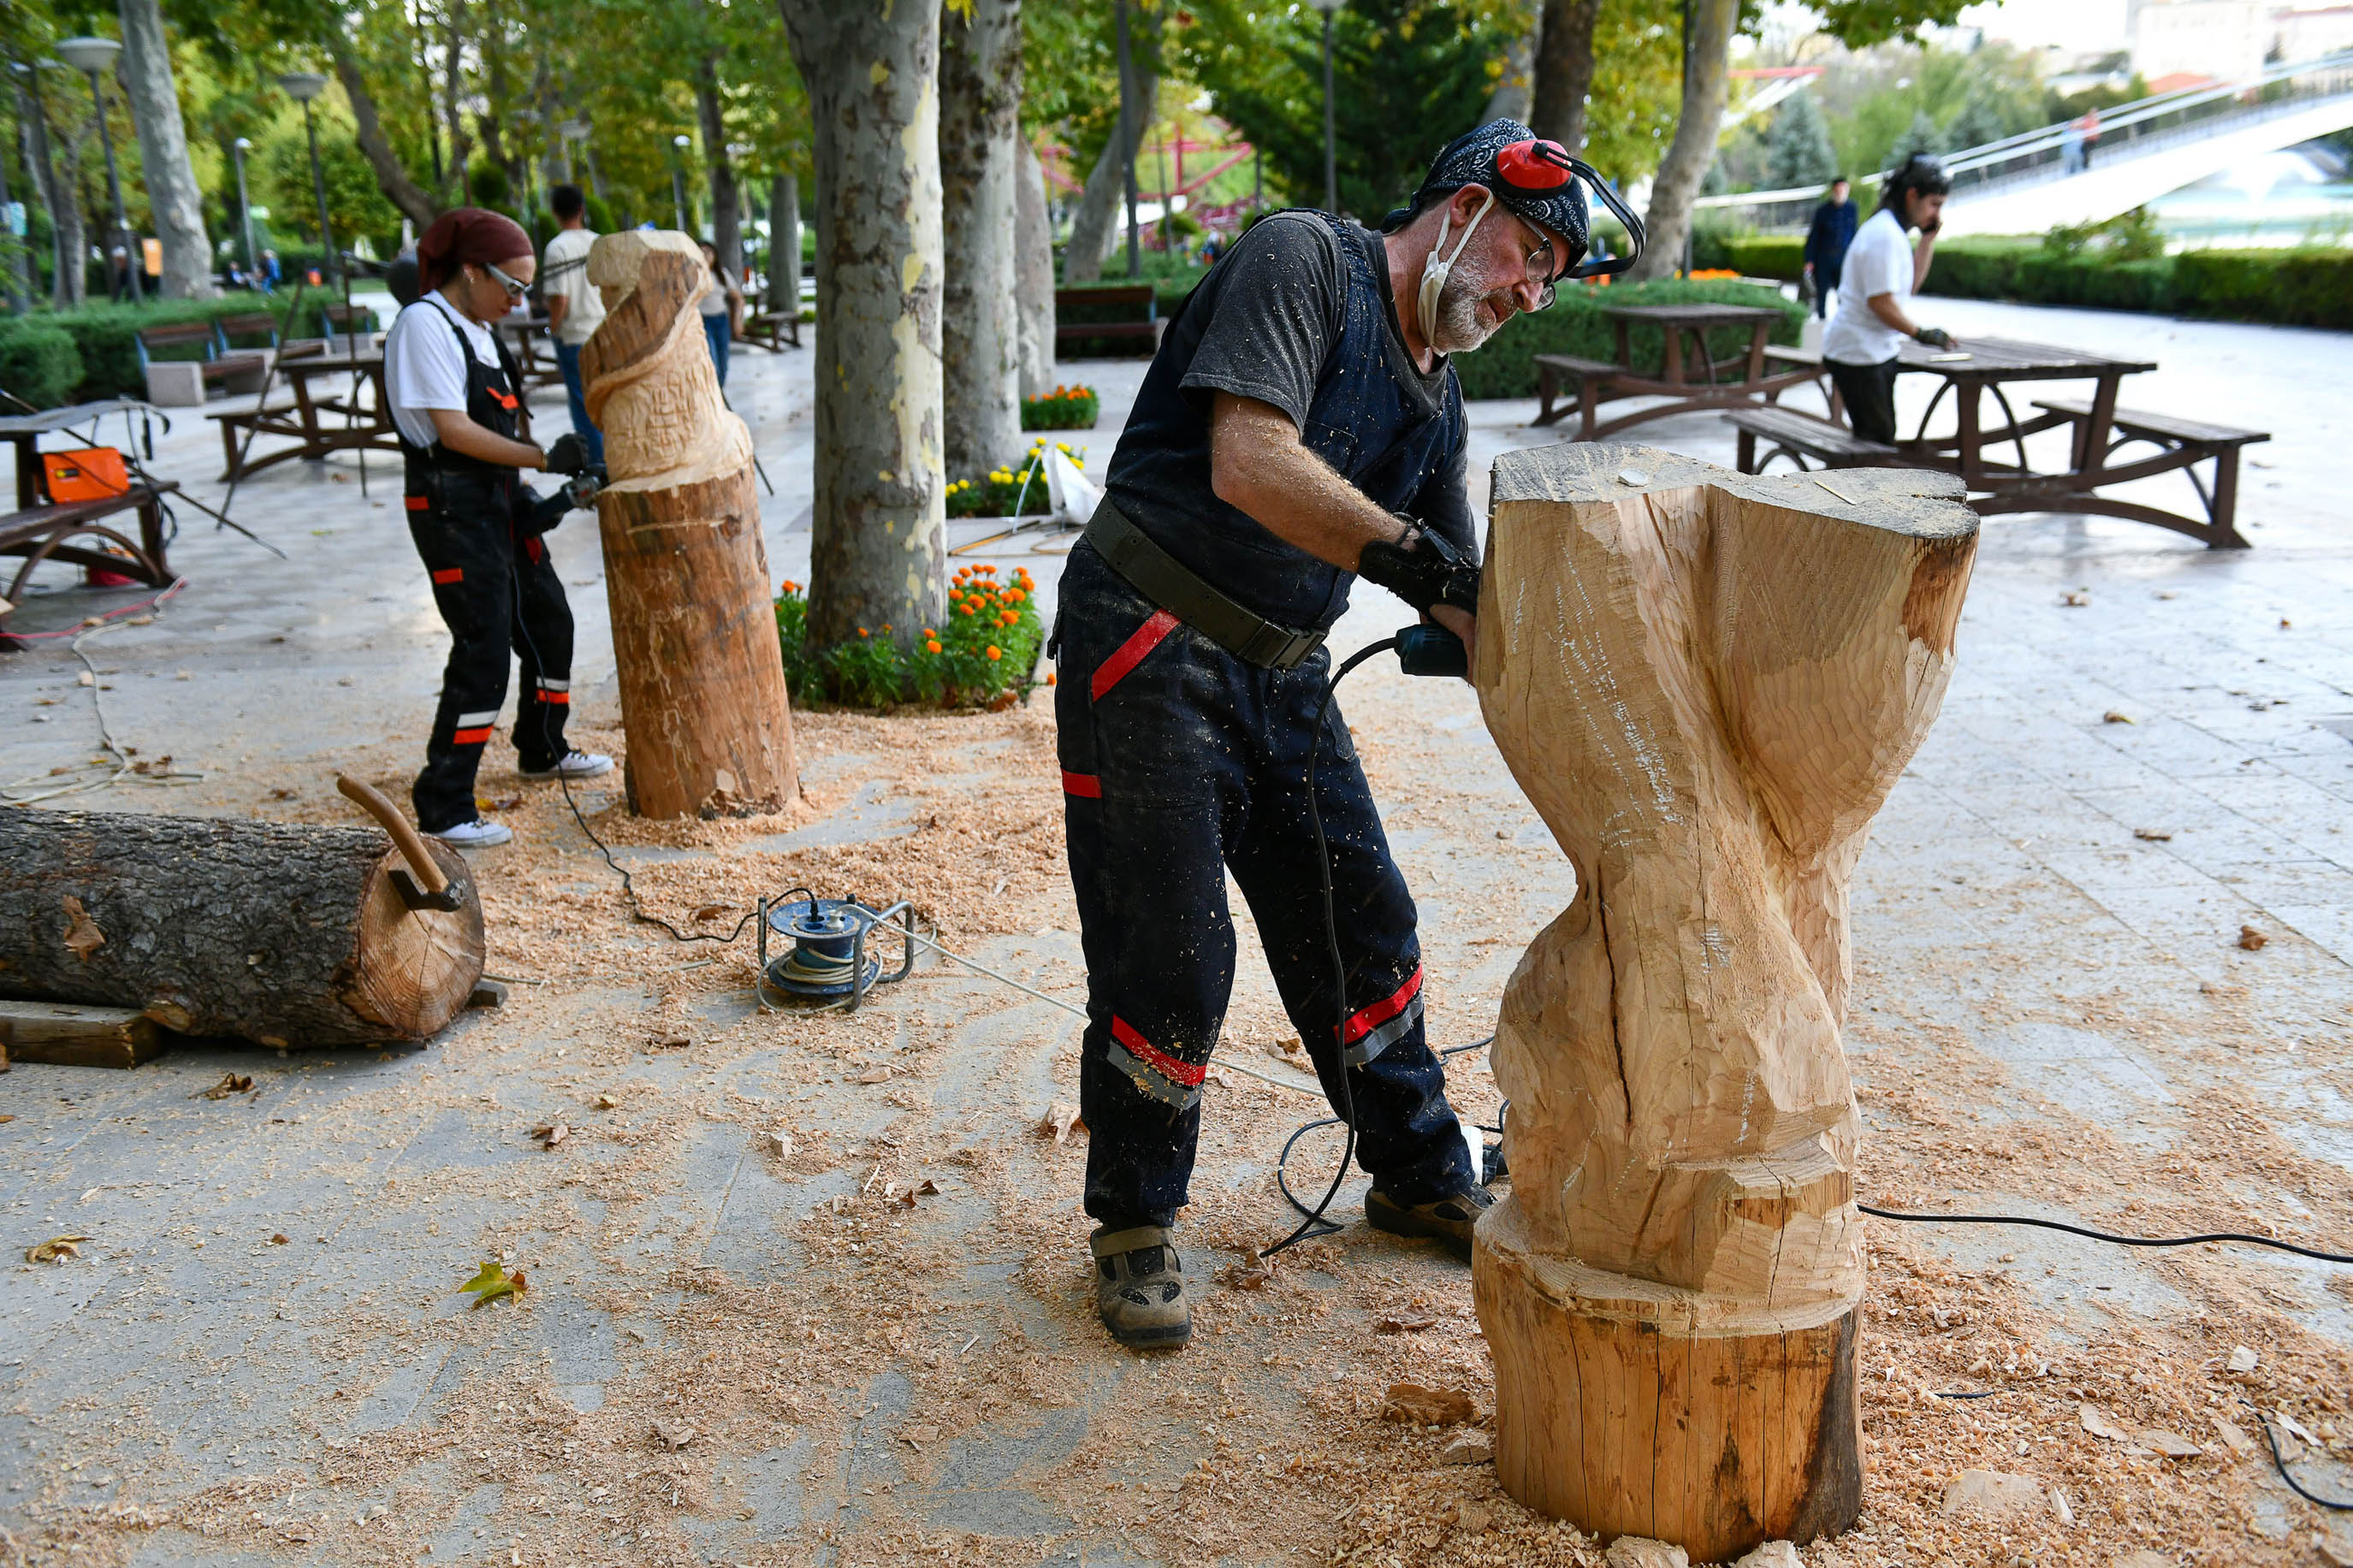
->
<box><xmin>1520</xmin><ymin>230</ymin><xmax>1557</xmax><ymax>312</ymax></box>
<box><xmin>478</xmin><ymin>261</ymin><xmax>529</xmax><ymax>299</ymax></box>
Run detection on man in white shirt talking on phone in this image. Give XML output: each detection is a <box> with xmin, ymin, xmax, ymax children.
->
<box><xmin>1823</xmin><ymin>152</ymin><xmax>1956</xmax><ymax>444</ymax></box>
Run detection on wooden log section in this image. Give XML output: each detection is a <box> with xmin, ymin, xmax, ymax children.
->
<box><xmin>1470</xmin><ymin>445</ymin><xmax>1978</xmax><ymax>1561</ymax></box>
<box><xmin>0</xmin><ymin>785</ymin><xmax>484</xmax><ymax>1050</ymax></box>
<box><xmin>583</xmin><ymin>230</ymin><xmax>797</xmax><ymax>820</ymax></box>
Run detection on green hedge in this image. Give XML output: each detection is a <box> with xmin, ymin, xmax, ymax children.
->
<box><xmin>1923</xmin><ymin>241</ymin><xmax>2353</xmax><ymax>330</ymax></box>
<box><xmin>1451</xmin><ymin>279</ymin><xmax>1805</xmax><ymax>401</ymax></box>
<box><xmin>1724</xmin><ymin>236</ymin><xmax>1805</xmax><ymax>281</ymax></box>
<box><xmin>0</xmin><ymin>320</ymin><xmax>83</xmax><ymax>411</ymax></box>
<box><xmin>0</xmin><ymin>297</ymin><xmax>316</xmax><ymax>406</ymax></box>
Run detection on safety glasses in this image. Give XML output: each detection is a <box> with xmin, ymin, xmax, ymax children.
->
<box><xmin>479</xmin><ymin>260</ymin><xmax>530</xmax><ymax>300</ymax></box>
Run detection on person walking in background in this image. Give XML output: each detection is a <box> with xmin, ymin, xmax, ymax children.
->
<box><xmin>696</xmin><ymin>239</ymin><xmax>743</xmax><ymax>391</ymax></box>
<box><xmin>541</xmin><ymin>184</ymin><xmax>605</xmax><ymax>469</ymax></box>
<box><xmin>1802</xmin><ymin>176</ymin><xmax>1857</xmax><ymax>320</ymax></box>
<box><xmin>2081</xmin><ymin>107</ymin><xmax>2102</xmax><ymax>170</ymax></box>
<box><xmin>259</xmin><ymin>249</ymin><xmax>282</xmax><ymax>293</ymax></box>
<box><xmin>2061</xmin><ymin>119</ymin><xmax>2086</xmax><ymax>175</ymax></box>
<box><xmin>1823</xmin><ymin>152</ymin><xmax>1954</xmax><ymax>445</ymax></box>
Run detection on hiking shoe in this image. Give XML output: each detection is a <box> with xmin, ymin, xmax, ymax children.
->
<box><xmin>1365</xmin><ymin>1181</ymin><xmax>1494</xmax><ymax>1263</ymax></box>
<box><xmin>520</xmin><ymin>750</ymin><xmax>614</xmax><ymax>780</ymax></box>
<box><xmin>1091</xmin><ymin>1225</ymin><xmax>1190</xmax><ymax>1352</ymax></box>
<box><xmin>429</xmin><ymin>818</ymin><xmax>513</xmax><ymax>849</ymax></box>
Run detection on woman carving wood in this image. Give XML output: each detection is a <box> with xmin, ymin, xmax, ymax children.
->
<box><xmin>1471</xmin><ymin>444</ymin><xmax>1978</xmax><ymax>1560</ymax></box>
<box><xmin>582</xmin><ymin>229</ymin><xmax>795</xmax><ymax>819</ymax></box>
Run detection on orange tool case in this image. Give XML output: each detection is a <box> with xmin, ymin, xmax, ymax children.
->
<box><xmin>43</xmin><ymin>447</ymin><xmax>133</xmax><ymax>503</ymax></box>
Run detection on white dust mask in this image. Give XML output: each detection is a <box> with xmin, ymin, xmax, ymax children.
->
<box><xmin>1415</xmin><ymin>191</ymin><xmax>1497</xmax><ymax>349</ymax></box>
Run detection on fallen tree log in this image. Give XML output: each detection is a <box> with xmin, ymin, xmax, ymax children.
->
<box><xmin>1471</xmin><ymin>445</ymin><xmax>1978</xmax><ymax>1561</ymax></box>
<box><xmin>0</xmin><ymin>780</ymin><xmax>484</xmax><ymax>1049</ymax></box>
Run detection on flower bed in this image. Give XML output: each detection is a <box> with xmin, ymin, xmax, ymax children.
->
<box><xmin>775</xmin><ymin>562</ymin><xmax>1046</xmax><ymax>711</ymax></box>
<box><xmin>1021</xmin><ymin>384</ymin><xmax>1099</xmax><ymax>430</ymax></box>
<box><xmin>945</xmin><ymin>439</ymin><xmax>1086</xmax><ymax>519</ymax></box>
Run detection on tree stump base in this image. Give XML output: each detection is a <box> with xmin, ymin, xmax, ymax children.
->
<box><xmin>1474</xmin><ymin>1199</ymin><xmax>1862</xmax><ymax>1563</ymax></box>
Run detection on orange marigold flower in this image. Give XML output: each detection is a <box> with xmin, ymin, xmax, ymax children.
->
<box><xmin>1006</xmin><ymin>589</ymin><xmax>1025</xmax><ymax>603</ymax></box>
<box><xmin>986</xmin><ymin>646</ymin><xmax>1003</xmax><ymax>660</ymax></box>
<box><xmin>1046</xmin><ymin>672</ymin><xmax>1058</xmax><ymax>686</ymax></box>
<box><xmin>960</xmin><ymin>604</ymin><xmax>977</xmax><ymax>616</ymax></box>
<box><xmin>857</xmin><ymin>626</ymin><xmax>869</xmax><ymax>637</ymax></box>
<box><xmin>926</xmin><ymin>639</ymin><xmax>942</xmax><ymax>654</ymax></box>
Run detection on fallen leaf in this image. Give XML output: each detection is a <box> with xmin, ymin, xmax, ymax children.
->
<box><xmin>1439</xmin><ymin>1429</ymin><xmax>1493</xmax><ymax>1465</ymax></box>
<box><xmin>2279</xmin><ymin>618</ymin><xmax>2291</xmax><ymax>630</ymax></box>
<box><xmin>62</xmin><ymin>896</ymin><xmax>105</xmax><ymax>962</ymax></box>
<box><xmin>1040</xmin><ymin>1102</ymin><xmax>1084</xmax><ymax>1144</ymax></box>
<box><xmin>651</xmin><ymin>1418</ymin><xmax>696</xmax><ymax>1450</ymax></box>
<box><xmin>896</xmin><ymin>1189</ymin><xmax>917</xmax><ymax>1209</ymax></box>
<box><xmin>459</xmin><ymin>1259</ymin><xmax>527</xmax><ymax>1309</ymax></box>
<box><xmin>1379</xmin><ymin>1382</ymin><xmax>1476</xmax><ymax>1427</ymax></box>
<box><xmin>2102</xmin><ymin>709</ymin><xmax>2133</xmax><ymax>725</ymax></box>
<box><xmin>269</xmin><ymin>787</ymin><xmax>297</xmax><ymax>800</ymax></box>
<box><xmin>691</xmin><ymin>903</ymin><xmax>729</xmax><ymax>922</ymax></box>
<box><xmin>916</xmin><ymin>1178</ymin><xmax>939</xmax><ymax>1195</ymax></box>
<box><xmin>2238</xmin><ymin>925</ymin><xmax>2268</xmax><ymax>951</ymax></box>
<box><xmin>530</xmin><ymin>1122</ymin><xmax>570</xmax><ymax>1150</ymax></box>
<box><xmin>194</xmin><ymin>1073</ymin><xmax>254</xmax><ymax>1101</ymax></box>
<box><xmin>270</xmin><ymin>1234</ymin><xmax>288</xmax><ymax>1246</ymax></box>
<box><xmin>2227</xmin><ymin>1345</ymin><xmax>2260</xmax><ymax>1374</ymax></box>
<box><xmin>2133</xmin><ymin>827</ymin><xmax>2172</xmax><ymax>841</ymax></box>
<box><xmin>25</xmin><ymin>1234</ymin><xmax>88</xmax><ymax>1264</ymax></box>
<box><xmin>1218</xmin><ymin>1254</ymin><xmax>1276</xmax><ymax>1291</ymax></box>
<box><xmin>2080</xmin><ymin>1403</ymin><xmax>2132</xmax><ymax>1441</ymax></box>
<box><xmin>1376</xmin><ymin>1317</ymin><xmax>1437</xmax><ymax>1334</ymax></box>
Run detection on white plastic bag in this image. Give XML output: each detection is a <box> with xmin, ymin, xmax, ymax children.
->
<box><xmin>1045</xmin><ymin>447</ymin><xmax>1099</xmax><ymax>527</ymax></box>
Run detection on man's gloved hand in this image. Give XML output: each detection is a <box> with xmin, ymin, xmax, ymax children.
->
<box><xmin>1356</xmin><ymin>522</ymin><xmax>1480</xmax><ymax>618</ymax></box>
<box><xmin>1914</xmin><ymin>325</ymin><xmax>1957</xmax><ymax>350</ymax></box>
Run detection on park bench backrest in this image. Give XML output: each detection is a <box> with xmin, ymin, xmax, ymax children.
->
<box><xmin>1053</xmin><ymin>284</ymin><xmax>1158</xmax><ymax>325</ymax></box>
<box><xmin>215</xmin><ymin>312</ymin><xmax>281</xmax><ymax>350</ymax></box>
<box><xmin>135</xmin><ymin>322</ymin><xmax>222</xmax><ymax>367</ymax></box>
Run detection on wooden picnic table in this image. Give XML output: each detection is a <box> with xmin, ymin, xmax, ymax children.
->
<box><xmin>1728</xmin><ymin>335</ymin><xmax>2267</xmax><ymax>549</ymax></box>
<box><xmin>1533</xmin><ymin>302</ymin><xmax>1818</xmax><ymax>440</ymax></box>
<box><xmin>498</xmin><ymin>317</ymin><xmax>568</xmax><ymax>391</ymax></box>
<box><xmin>210</xmin><ymin>345</ymin><xmax>402</xmax><ymax>482</ymax></box>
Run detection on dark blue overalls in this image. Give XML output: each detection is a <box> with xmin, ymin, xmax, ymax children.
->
<box><xmin>1055</xmin><ymin>211</ymin><xmax>1474</xmax><ymax>1232</ymax></box>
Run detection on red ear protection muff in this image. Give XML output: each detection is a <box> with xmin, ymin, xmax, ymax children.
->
<box><xmin>1497</xmin><ymin>139</ymin><xmax>1574</xmax><ymax>192</ymax></box>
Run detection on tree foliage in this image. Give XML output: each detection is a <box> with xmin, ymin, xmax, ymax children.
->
<box><xmin>1763</xmin><ymin>90</ymin><xmax>1837</xmax><ymax>188</ymax></box>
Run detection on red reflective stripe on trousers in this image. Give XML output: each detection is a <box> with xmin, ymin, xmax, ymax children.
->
<box><xmin>1339</xmin><ymin>966</ymin><xmax>1425</xmax><ymax>1044</ymax></box>
<box><xmin>406</xmin><ymin>495</ymin><xmax>430</xmax><ymax>512</ymax></box>
<box><xmin>1061</xmin><ymin>770</ymin><xmax>1101</xmax><ymax>798</ymax></box>
<box><xmin>1089</xmin><ymin>609</ymin><xmax>1180</xmax><ymax>701</ymax></box>
<box><xmin>431</xmin><ymin>567</ymin><xmax>464</xmax><ymax>584</ymax></box>
<box><xmin>451</xmin><ymin>726</ymin><xmax>494</xmax><ymax>745</ymax></box>
<box><xmin>1110</xmin><ymin>1015</ymin><xmax>1206</xmax><ymax>1088</ymax></box>
<box><xmin>536</xmin><ymin>690</ymin><xmax>570</xmax><ymax>705</ymax></box>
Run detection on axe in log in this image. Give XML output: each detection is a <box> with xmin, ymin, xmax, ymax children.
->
<box><xmin>336</xmin><ymin>775</ymin><xmax>469</xmax><ymax>913</ymax></box>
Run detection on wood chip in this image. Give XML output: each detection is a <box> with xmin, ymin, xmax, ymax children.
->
<box><xmin>853</xmin><ymin>1067</ymin><xmax>893</xmax><ymax>1085</ymax></box>
<box><xmin>2101</xmin><ymin>709</ymin><xmax>2133</xmax><ymax>724</ymax></box>
<box><xmin>2237</xmin><ymin>925</ymin><xmax>2268</xmax><ymax>950</ymax></box>
<box><xmin>767</xmin><ymin>1130</ymin><xmax>796</xmax><ymax>1157</ymax></box>
<box><xmin>651</xmin><ymin>1418</ymin><xmax>696</xmax><ymax>1450</ymax></box>
<box><xmin>531</xmin><ymin>1122</ymin><xmax>570</xmax><ymax>1149</ymax></box>
<box><xmin>2061</xmin><ymin>590</ymin><xmax>2089</xmax><ymax>606</ymax></box>
<box><xmin>1604</xmin><ymin>1539</ymin><xmax>1687</xmax><ymax>1568</ymax></box>
<box><xmin>1731</xmin><ymin>1546</ymin><xmax>1801</xmax><ymax>1568</ymax></box>
<box><xmin>2133</xmin><ymin>827</ymin><xmax>2172</xmax><ymax>841</ymax></box>
<box><xmin>1941</xmin><ymin>1468</ymin><xmax>2052</xmax><ymax>1520</ymax></box>
<box><xmin>1375</xmin><ymin>1317</ymin><xmax>1437</xmax><ymax>1334</ymax></box>
<box><xmin>2140</xmin><ymin>1428</ymin><xmax>2202</xmax><ymax>1459</ymax></box>
<box><xmin>1439</xmin><ymin>1429</ymin><xmax>1493</xmax><ymax>1465</ymax></box>
<box><xmin>1218</xmin><ymin>1254</ymin><xmax>1275</xmax><ymax>1291</ymax></box>
<box><xmin>899</xmin><ymin>1423</ymin><xmax>937</xmax><ymax>1447</ymax></box>
<box><xmin>2212</xmin><ymin>1415</ymin><xmax>2256</xmax><ymax>1455</ymax></box>
<box><xmin>691</xmin><ymin>903</ymin><xmax>729</xmax><ymax>922</ymax></box>
<box><xmin>1040</xmin><ymin>1102</ymin><xmax>1083</xmax><ymax>1144</ymax></box>
<box><xmin>649</xmin><ymin>1033</ymin><xmax>694</xmax><ymax>1050</ymax></box>
<box><xmin>2080</xmin><ymin>1403</ymin><xmax>2132</xmax><ymax>1441</ymax></box>
<box><xmin>2226</xmin><ymin>1345</ymin><xmax>2259</xmax><ymax>1374</ymax></box>
<box><xmin>1453</xmin><ymin>1500</ymin><xmax>1493</xmax><ymax>1534</ymax></box>
<box><xmin>1378</xmin><ymin>1382</ymin><xmax>1475</xmax><ymax>1427</ymax></box>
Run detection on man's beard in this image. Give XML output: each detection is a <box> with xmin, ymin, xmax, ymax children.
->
<box><xmin>1428</xmin><ymin>254</ymin><xmax>1512</xmax><ymax>355</ymax></box>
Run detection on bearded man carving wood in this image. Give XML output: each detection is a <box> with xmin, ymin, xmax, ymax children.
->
<box><xmin>1469</xmin><ymin>444</ymin><xmax>1977</xmax><ymax>1561</ymax></box>
<box><xmin>582</xmin><ymin>229</ymin><xmax>794</xmax><ymax>819</ymax></box>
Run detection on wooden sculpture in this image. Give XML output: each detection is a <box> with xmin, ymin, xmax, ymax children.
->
<box><xmin>1470</xmin><ymin>445</ymin><xmax>1977</xmax><ymax>1561</ymax></box>
<box><xmin>0</xmin><ymin>778</ymin><xmax>483</xmax><ymax>1050</ymax></box>
<box><xmin>582</xmin><ymin>229</ymin><xmax>796</xmax><ymax>819</ymax></box>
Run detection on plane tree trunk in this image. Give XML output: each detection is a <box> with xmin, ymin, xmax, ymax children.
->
<box><xmin>116</xmin><ymin>0</ymin><xmax>215</xmax><ymax>299</ymax></box>
<box><xmin>1628</xmin><ymin>0</ymin><xmax>1735</xmax><ymax>281</ymax></box>
<box><xmin>940</xmin><ymin>0</ymin><xmax>1023</xmax><ymax>481</ymax></box>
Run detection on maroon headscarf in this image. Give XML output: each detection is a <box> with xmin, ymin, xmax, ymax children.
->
<box><xmin>416</xmin><ymin>208</ymin><xmax>534</xmax><ymax>293</ymax></box>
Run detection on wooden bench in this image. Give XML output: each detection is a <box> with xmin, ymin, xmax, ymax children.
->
<box><xmin>743</xmin><ymin>309</ymin><xmax>803</xmax><ymax>352</ymax></box>
<box><xmin>136</xmin><ymin>322</ymin><xmax>269</xmax><ymax>407</ymax></box>
<box><xmin>2032</xmin><ymin>398</ymin><xmax>2268</xmax><ymax>549</ymax></box>
<box><xmin>1761</xmin><ymin>345</ymin><xmax>1845</xmax><ymax>421</ymax></box>
<box><xmin>1726</xmin><ymin>405</ymin><xmax>1899</xmax><ymax>476</ymax></box>
<box><xmin>1</xmin><ymin>482</ymin><xmax>178</xmax><ymax>644</ymax></box>
<box><xmin>1532</xmin><ymin>353</ymin><xmax>1623</xmax><ymax>428</ymax></box>
<box><xmin>1055</xmin><ymin>285</ymin><xmax>1163</xmax><ymax>357</ymax></box>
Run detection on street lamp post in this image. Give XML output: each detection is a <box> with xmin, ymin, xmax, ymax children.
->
<box><xmin>231</xmin><ymin>136</ymin><xmax>258</xmax><ymax>276</ymax></box>
<box><xmin>1304</xmin><ymin>0</ymin><xmax>1346</xmax><ymax>215</ymax></box>
<box><xmin>672</xmin><ymin>134</ymin><xmax>691</xmax><ymax>234</ymax></box>
<box><xmin>54</xmin><ymin>37</ymin><xmax>138</xmax><ymax>303</ymax></box>
<box><xmin>277</xmin><ymin>72</ymin><xmax>335</xmax><ymax>286</ymax></box>
<box><xmin>560</xmin><ymin>119</ymin><xmax>590</xmax><ymax>185</ymax></box>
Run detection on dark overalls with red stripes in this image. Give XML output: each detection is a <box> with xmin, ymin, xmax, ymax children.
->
<box><xmin>398</xmin><ymin>301</ymin><xmax>575</xmax><ymax>831</ymax></box>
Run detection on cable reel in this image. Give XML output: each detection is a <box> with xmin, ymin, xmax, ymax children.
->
<box><xmin>755</xmin><ymin>892</ymin><xmax>919</xmax><ymax>1011</ymax></box>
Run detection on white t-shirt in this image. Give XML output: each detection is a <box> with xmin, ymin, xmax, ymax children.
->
<box><xmin>1823</xmin><ymin>207</ymin><xmax>1916</xmax><ymax>366</ymax></box>
<box><xmin>383</xmin><ymin>292</ymin><xmax>502</xmax><ymax>449</ymax></box>
<box><xmin>543</xmin><ymin>226</ymin><xmax>604</xmax><ymax>346</ymax></box>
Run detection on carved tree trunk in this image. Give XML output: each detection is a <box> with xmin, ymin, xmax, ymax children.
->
<box><xmin>1628</xmin><ymin>0</ymin><xmax>1736</xmax><ymax>281</ymax></box>
<box><xmin>1470</xmin><ymin>445</ymin><xmax>1977</xmax><ymax>1561</ymax></box>
<box><xmin>1013</xmin><ymin>137</ymin><xmax>1055</xmax><ymax>398</ymax></box>
<box><xmin>584</xmin><ymin>231</ymin><xmax>796</xmax><ymax>820</ymax></box>
<box><xmin>769</xmin><ymin>172</ymin><xmax>799</xmax><ymax>316</ymax></box>
<box><xmin>1530</xmin><ymin>0</ymin><xmax>1600</xmax><ymax>154</ymax></box>
<box><xmin>116</xmin><ymin>0</ymin><xmax>214</xmax><ymax>299</ymax></box>
<box><xmin>0</xmin><ymin>804</ymin><xmax>483</xmax><ymax>1048</ymax></box>
<box><xmin>941</xmin><ymin>0</ymin><xmax>1023</xmax><ymax>481</ymax></box>
<box><xmin>775</xmin><ymin>0</ymin><xmax>946</xmax><ymax>649</ymax></box>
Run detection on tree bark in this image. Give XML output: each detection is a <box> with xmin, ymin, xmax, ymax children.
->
<box><xmin>438</xmin><ymin>1</ymin><xmax>475</xmax><ymax>210</ymax></box>
<box><xmin>1628</xmin><ymin>0</ymin><xmax>1735</xmax><ymax>281</ymax></box>
<box><xmin>0</xmin><ymin>804</ymin><xmax>485</xmax><ymax>1048</ymax></box>
<box><xmin>1013</xmin><ymin>136</ymin><xmax>1055</xmax><ymax>398</ymax></box>
<box><xmin>15</xmin><ymin>73</ymin><xmax>77</xmax><ymax>309</ymax></box>
<box><xmin>940</xmin><ymin>0</ymin><xmax>1023</xmax><ymax>482</ymax></box>
<box><xmin>115</xmin><ymin>0</ymin><xmax>214</xmax><ymax>299</ymax></box>
<box><xmin>768</xmin><ymin>171</ymin><xmax>799</xmax><ymax>315</ymax></box>
<box><xmin>696</xmin><ymin>56</ymin><xmax>741</xmax><ymax>277</ymax></box>
<box><xmin>327</xmin><ymin>36</ymin><xmax>442</xmax><ymax>233</ymax></box>
<box><xmin>584</xmin><ymin>231</ymin><xmax>795</xmax><ymax>819</ymax></box>
<box><xmin>775</xmin><ymin>0</ymin><xmax>946</xmax><ymax>649</ymax></box>
<box><xmin>1470</xmin><ymin>444</ymin><xmax>1977</xmax><ymax>1559</ymax></box>
<box><xmin>1484</xmin><ymin>0</ymin><xmax>1540</xmax><ymax>127</ymax></box>
<box><xmin>1530</xmin><ymin>0</ymin><xmax>1601</xmax><ymax>153</ymax></box>
<box><xmin>48</xmin><ymin>120</ymin><xmax>90</xmax><ymax>311</ymax></box>
<box><xmin>1062</xmin><ymin>58</ymin><xmax>1158</xmax><ymax>283</ymax></box>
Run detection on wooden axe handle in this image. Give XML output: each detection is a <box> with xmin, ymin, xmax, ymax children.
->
<box><xmin>336</xmin><ymin>774</ymin><xmax>449</xmax><ymax>896</ymax></box>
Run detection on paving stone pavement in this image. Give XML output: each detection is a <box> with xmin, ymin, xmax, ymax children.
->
<box><xmin>2</xmin><ymin>292</ymin><xmax>2350</xmax><ymax>1562</ymax></box>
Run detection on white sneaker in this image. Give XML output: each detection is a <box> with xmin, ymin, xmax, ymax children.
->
<box><xmin>430</xmin><ymin>818</ymin><xmax>513</xmax><ymax>848</ymax></box>
<box><xmin>520</xmin><ymin>750</ymin><xmax>614</xmax><ymax>780</ymax></box>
